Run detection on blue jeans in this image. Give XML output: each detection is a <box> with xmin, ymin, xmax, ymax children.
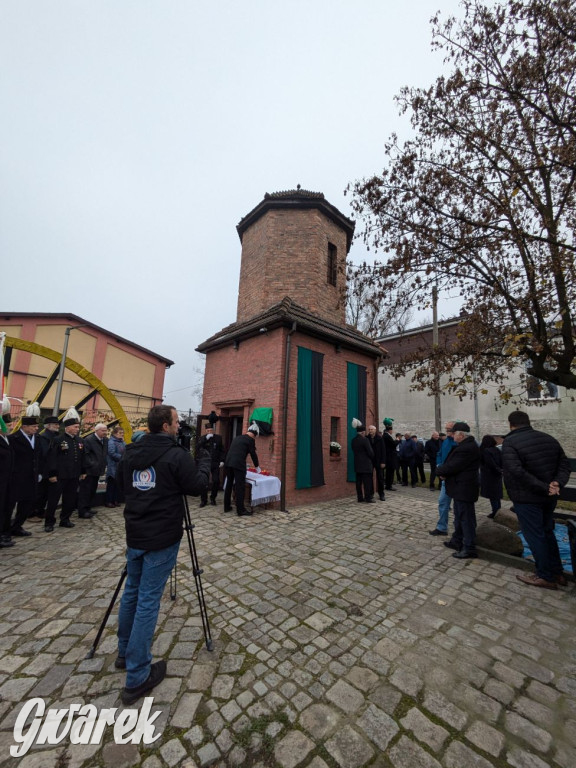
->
<box><xmin>437</xmin><ymin>481</ymin><xmax>452</xmax><ymax>532</ymax></box>
<box><xmin>514</xmin><ymin>500</ymin><xmax>562</xmax><ymax>582</ymax></box>
<box><xmin>117</xmin><ymin>541</ymin><xmax>180</xmax><ymax>688</ymax></box>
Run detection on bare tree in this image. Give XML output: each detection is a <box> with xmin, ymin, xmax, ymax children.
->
<box><xmin>348</xmin><ymin>0</ymin><xmax>576</xmax><ymax>399</ymax></box>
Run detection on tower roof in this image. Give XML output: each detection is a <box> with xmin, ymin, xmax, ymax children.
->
<box><xmin>236</xmin><ymin>188</ymin><xmax>355</xmax><ymax>252</ymax></box>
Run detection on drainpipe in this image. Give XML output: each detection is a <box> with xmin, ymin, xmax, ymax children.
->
<box><xmin>280</xmin><ymin>322</ymin><xmax>297</xmax><ymax>511</ymax></box>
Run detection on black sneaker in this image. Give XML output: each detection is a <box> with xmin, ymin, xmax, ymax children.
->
<box><xmin>121</xmin><ymin>660</ymin><xmax>166</xmax><ymax>705</ymax></box>
<box><xmin>429</xmin><ymin>529</ymin><xmax>447</xmax><ymax>536</ymax></box>
<box><xmin>210</xmin><ymin>498</ymin><xmax>216</xmax><ymax>506</ymax></box>
<box><xmin>44</xmin><ymin>525</ymin><xmax>54</xmax><ymax>533</ymax></box>
<box><xmin>115</xmin><ymin>656</ymin><xmax>126</xmax><ymax>669</ymax></box>
<box><xmin>237</xmin><ymin>509</ymin><xmax>253</xmax><ymax>516</ymax></box>
<box><xmin>59</xmin><ymin>520</ymin><xmax>75</xmax><ymax>528</ymax></box>
<box><xmin>452</xmin><ymin>549</ymin><xmax>479</xmax><ymax>559</ymax></box>
<box><xmin>443</xmin><ymin>540</ymin><xmax>460</xmax><ymax>550</ymax></box>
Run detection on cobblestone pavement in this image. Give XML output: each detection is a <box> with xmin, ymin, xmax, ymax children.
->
<box><xmin>0</xmin><ymin>486</ymin><xmax>575</xmax><ymax>768</ymax></box>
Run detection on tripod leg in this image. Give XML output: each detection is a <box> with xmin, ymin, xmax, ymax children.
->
<box><xmin>170</xmin><ymin>560</ymin><xmax>177</xmax><ymax>600</ymax></box>
<box><xmin>85</xmin><ymin>566</ymin><xmax>127</xmax><ymax>659</ymax></box>
<box><xmin>183</xmin><ymin>496</ymin><xmax>213</xmax><ymax>651</ymax></box>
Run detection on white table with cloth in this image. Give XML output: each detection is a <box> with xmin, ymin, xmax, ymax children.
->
<box><xmin>245</xmin><ymin>470</ymin><xmax>281</xmax><ymax>507</ymax></box>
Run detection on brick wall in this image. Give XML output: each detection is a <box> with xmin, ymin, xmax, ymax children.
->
<box><xmin>201</xmin><ymin>328</ymin><xmax>379</xmax><ymax>508</ymax></box>
<box><xmin>236</xmin><ymin>209</ymin><xmax>347</xmax><ymax>325</ymax></box>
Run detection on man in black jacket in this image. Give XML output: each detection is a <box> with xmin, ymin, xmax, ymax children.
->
<box><xmin>8</xmin><ymin>412</ymin><xmax>41</xmax><ymax>537</ymax></box>
<box><xmin>382</xmin><ymin>425</ymin><xmax>398</xmax><ymax>491</ymax></box>
<box><xmin>351</xmin><ymin>422</ymin><xmax>375</xmax><ymax>503</ymax></box>
<box><xmin>425</xmin><ymin>431</ymin><xmax>441</xmax><ymax>490</ymax></box>
<box><xmin>116</xmin><ymin>404</ymin><xmax>210</xmax><ymax>705</ymax></box>
<box><xmin>436</xmin><ymin>421</ymin><xmax>480</xmax><ymax>559</ymax></box>
<box><xmin>198</xmin><ymin>423</ymin><xmax>225</xmax><ymax>507</ymax></box>
<box><xmin>502</xmin><ymin>410</ymin><xmax>570</xmax><ymax>590</ymax></box>
<box><xmin>223</xmin><ymin>424</ymin><xmax>261</xmax><ymax>516</ymax></box>
<box><xmin>77</xmin><ymin>423</ymin><xmax>108</xmax><ymax>518</ymax></box>
<box><xmin>45</xmin><ymin>411</ymin><xmax>86</xmax><ymax>531</ymax></box>
<box><xmin>367</xmin><ymin>426</ymin><xmax>385</xmax><ymax>501</ymax></box>
<box><xmin>35</xmin><ymin>416</ymin><xmax>60</xmax><ymax>521</ymax></box>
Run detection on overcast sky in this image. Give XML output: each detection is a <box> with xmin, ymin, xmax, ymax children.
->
<box><xmin>0</xmin><ymin>0</ymin><xmax>466</xmax><ymax>414</ymax></box>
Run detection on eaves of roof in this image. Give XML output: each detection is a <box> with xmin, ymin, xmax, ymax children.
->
<box><xmin>236</xmin><ymin>189</ymin><xmax>355</xmax><ymax>252</ymax></box>
<box><xmin>0</xmin><ymin>311</ymin><xmax>174</xmax><ymax>366</ymax></box>
<box><xmin>196</xmin><ymin>297</ymin><xmax>385</xmax><ymax>359</ymax></box>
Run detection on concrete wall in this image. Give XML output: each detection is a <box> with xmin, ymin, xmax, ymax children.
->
<box><xmin>379</xmin><ymin>366</ymin><xmax>576</xmax><ymax>455</ymax></box>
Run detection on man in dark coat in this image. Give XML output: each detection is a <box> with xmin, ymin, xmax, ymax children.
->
<box><xmin>0</xmin><ymin>414</ymin><xmax>15</xmax><ymax>548</ymax></box>
<box><xmin>425</xmin><ymin>431</ymin><xmax>441</xmax><ymax>490</ymax></box>
<box><xmin>115</xmin><ymin>404</ymin><xmax>210</xmax><ymax>704</ymax></box>
<box><xmin>367</xmin><ymin>425</ymin><xmax>385</xmax><ymax>501</ymax></box>
<box><xmin>78</xmin><ymin>423</ymin><xmax>109</xmax><ymax>519</ymax></box>
<box><xmin>8</xmin><ymin>412</ymin><xmax>41</xmax><ymax>537</ymax></box>
<box><xmin>502</xmin><ymin>410</ymin><xmax>570</xmax><ymax>590</ymax></box>
<box><xmin>382</xmin><ymin>425</ymin><xmax>398</xmax><ymax>491</ymax></box>
<box><xmin>351</xmin><ymin>422</ymin><xmax>375</xmax><ymax>503</ymax></box>
<box><xmin>436</xmin><ymin>421</ymin><xmax>480</xmax><ymax>559</ymax></box>
<box><xmin>398</xmin><ymin>434</ymin><xmax>417</xmax><ymax>487</ymax></box>
<box><xmin>45</xmin><ymin>410</ymin><xmax>86</xmax><ymax>531</ymax></box>
<box><xmin>223</xmin><ymin>424</ymin><xmax>261</xmax><ymax>516</ymax></box>
<box><xmin>198</xmin><ymin>423</ymin><xmax>225</xmax><ymax>507</ymax></box>
<box><xmin>36</xmin><ymin>416</ymin><xmax>60</xmax><ymax>520</ymax></box>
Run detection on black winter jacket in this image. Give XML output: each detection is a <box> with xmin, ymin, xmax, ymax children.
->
<box><xmin>83</xmin><ymin>434</ymin><xmax>109</xmax><ymax>477</ymax></box>
<box><xmin>367</xmin><ymin>433</ymin><xmax>384</xmax><ymax>467</ymax></box>
<box><xmin>351</xmin><ymin>434</ymin><xmax>374</xmax><ymax>474</ymax></box>
<box><xmin>502</xmin><ymin>426</ymin><xmax>570</xmax><ymax>503</ymax></box>
<box><xmin>224</xmin><ymin>434</ymin><xmax>259</xmax><ymax>471</ymax></box>
<box><xmin>117</xmin><ymin>433</ymin><xmax>210</xmax><ymax>551</ymax></box>
<box><xmin>436</xmin><ymin>436</ymin><xmax>480</xmax><ymax>502</ymax></box>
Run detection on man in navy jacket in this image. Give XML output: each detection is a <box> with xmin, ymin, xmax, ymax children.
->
<box><xmin>116</xmin><ymin>404</ymin><xmax>210</xmax><ymax>705</ymax></box>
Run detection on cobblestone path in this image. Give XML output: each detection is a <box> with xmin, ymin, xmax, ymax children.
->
<box><xmin>0</xmin><ymin>487</ymin><xmax>574</xmax><ymax>768</ymax></box>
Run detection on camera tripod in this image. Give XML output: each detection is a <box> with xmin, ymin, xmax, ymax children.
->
<box><xmin>85</xmin><ymin>495</ymin><xmax>213</xmax><ymax>659</ymax></box>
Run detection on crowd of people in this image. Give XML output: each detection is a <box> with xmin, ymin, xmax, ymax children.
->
<box><xmin>351</xmin><ymin>413</ymin><xmax>571</xmax><ymax>590</ymax></box>
<box><xmin>0</xmin><ymin>402</ymin><xmax>126</xmax><ymax>546</ymax></box>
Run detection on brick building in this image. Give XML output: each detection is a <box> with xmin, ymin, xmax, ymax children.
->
<box><xmin>197</xmin><ymin>189</ymin><xmax>384</xmax><ymax>509</ymax></box>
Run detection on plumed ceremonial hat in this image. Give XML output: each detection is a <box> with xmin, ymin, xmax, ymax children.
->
<box><xmin>22</xmin><ymin>401</ymin><xmax>41</xmax><ymax>425</ymax></box>
<box><xmin>351</xmin><ymin>418</ymin><xmax>365</xmax><ymax>433</ymax></box>
<box><xmin>63</xmin><ymin>407</ymin><xmax>81</xmax><ymax>427</ymax></box>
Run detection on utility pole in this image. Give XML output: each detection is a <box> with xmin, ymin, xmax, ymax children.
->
<box><xmin>432</xmin><ymin>283</ymin><xmax>441</xmax><ymax>432</ymax></box>
<box><xmin>52</xmin><ymin>325</ymin><xmax>87</xmax><ymax>416</ymax></box>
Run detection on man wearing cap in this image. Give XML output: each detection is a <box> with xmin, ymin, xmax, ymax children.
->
<box><xmin>35</xmin><ymin>416</ymin><xmax>60</xmax><ymax>521</ymax></box>
<box><xmin>8</xmin><ymin>406</ymin><xmax>41</xmax><ymax>537</ymax></box>
<box><xmin>45</xmin><ymin>409</ymin><xmax>86</xmax><ymax>531</ymax></box>
<box><xmin>198</xmin><ymin>423</ymin><xmax>225</xmax><ymax>507</ymax></box>
<box><xmin>502</xmin><ymin>410</ymin><xmax>570</xmax><ymax>590</ymax></box>
<box><xmin>78</xmin><ymin>423</ymin><xmax>109</xmax><ymax>519</ymax></box>
<box><xmin>436</xmin><ymin>421</ymin><xmax>480</xmax><ymax>559</ymax></box>
<box><xmin>351</xmin><ymin>421</ymin><xmax>375</xmax><ymax>503</ymax></box>
<box><xmin>223</xmin><ymin>424</ymin><xmax>261</xmax><ymax>517</ymax></box>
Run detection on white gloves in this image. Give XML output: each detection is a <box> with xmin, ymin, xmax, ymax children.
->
<box><xmin>219</xmin><ymin>462</ymin><xmax>224</xmax><ymax>468</ymax></box>
<box><xmin>256</xmin><ymin>466</ymin><xmax>262</xmax><ymax>474</ymax></box>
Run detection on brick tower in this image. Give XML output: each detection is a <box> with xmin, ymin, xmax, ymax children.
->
<box><xmin>197</xmin><ymin>188</ymin><xmax>383</xmax><ymax>511</ymax></box>
<box><xmin>235</xmin><ymin>188</ymin><xmax>354</xmax><ymax>325</ymax></box>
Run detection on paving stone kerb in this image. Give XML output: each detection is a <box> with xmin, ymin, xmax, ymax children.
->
<box><xmin>0</xmin><ymin>488</ymin><xmax>574</xmax><ymax>768</ymax></box>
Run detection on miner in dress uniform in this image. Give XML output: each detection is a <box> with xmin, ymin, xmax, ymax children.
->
<box><xmin>45</xmin><ymin>408</ymin><xmax>86</xmax><ymax>532</ymax></box>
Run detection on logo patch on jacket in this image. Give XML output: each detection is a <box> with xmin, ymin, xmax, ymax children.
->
<box><xmin>132</xmin><ymin>467</ymin><xmax>156</xmax><ymax>491</ymax></box>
